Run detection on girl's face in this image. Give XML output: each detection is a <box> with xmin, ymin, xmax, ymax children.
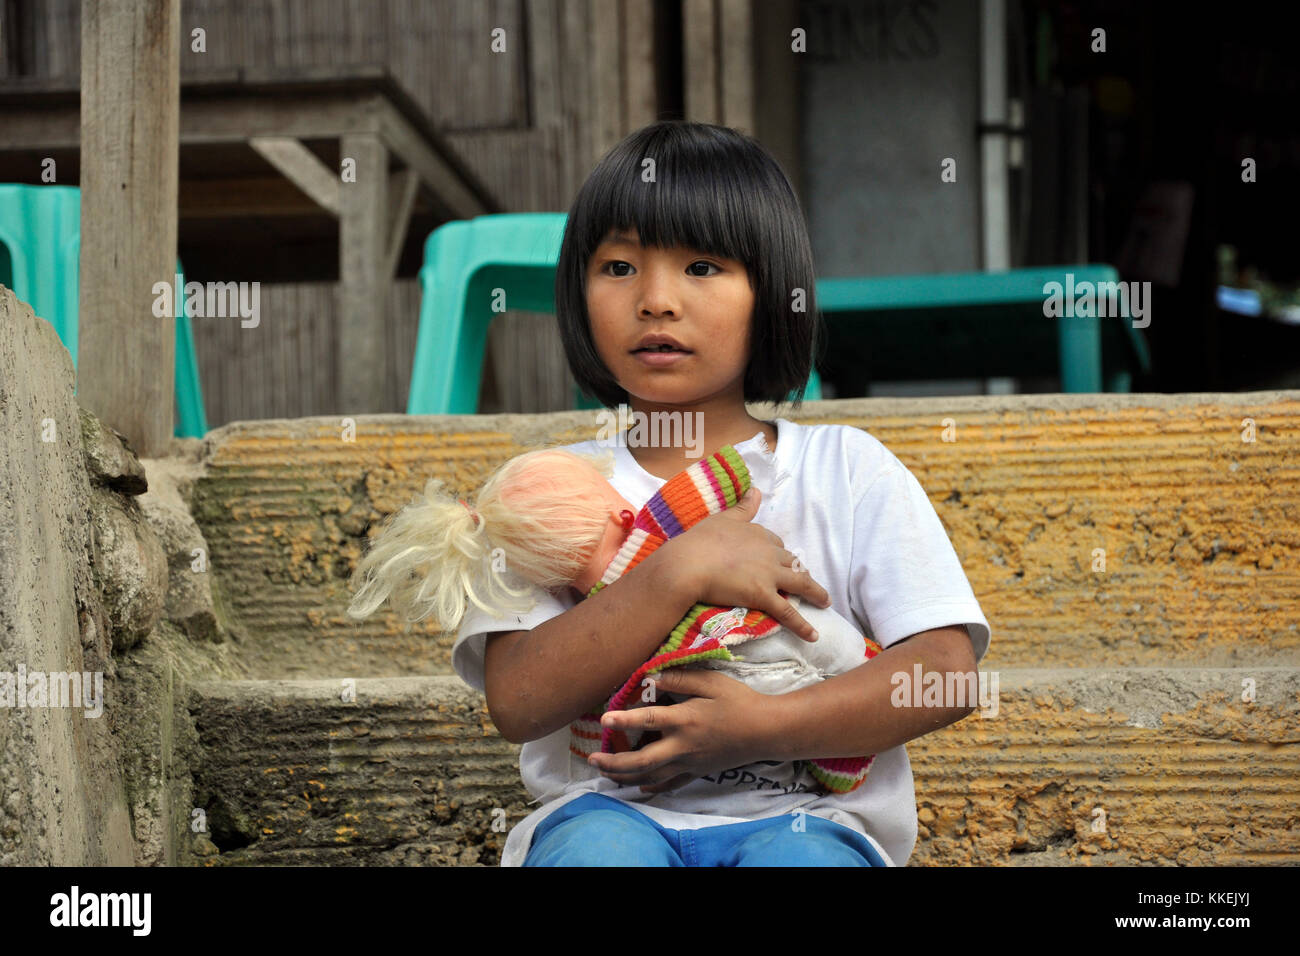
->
<box><xmin>585</xmin><ymin>227</ymin><xmax>755</xmax><ymax>409</ymax></box>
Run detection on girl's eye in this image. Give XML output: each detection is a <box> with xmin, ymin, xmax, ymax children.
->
<box><xmin>601</xmin><ymin>260</ymin><xmax>719</xmax><ymax>277</ymax></box>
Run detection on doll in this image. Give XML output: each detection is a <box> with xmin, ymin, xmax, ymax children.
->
<box><xmin>347</xmin><ymin>443</ymin><xmax>881</xmax><ymax>793</ymax></box>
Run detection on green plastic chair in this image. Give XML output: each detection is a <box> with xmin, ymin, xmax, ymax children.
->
<box><xmin>407</xmin><ymin>214</ymin><xmax>1148</xmax><ymax>414</ymax></box>
<box><xmin>817</xmin><ymin>266</ymin><xmax>1151</xmax><ymax>393</ymax></box>
<box><xmin>407</xmin><ymin>213</ymin><xmax>822</xmax><ymax>414</ymax></box>
<box><xmin>0</xmin><ymin>184</ymin><xmax>208</xmax><ymax>438</ymax></box>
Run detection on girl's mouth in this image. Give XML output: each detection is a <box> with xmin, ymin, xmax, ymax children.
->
<box><xmin>632</xmin><ymin>343</ymin><xmax>692</xmax><ymax>353</ymax></box>
<box><xmin>632</xmin><ymin>348</ymin><xmax>691</xmax><ymax>366</ymax></box>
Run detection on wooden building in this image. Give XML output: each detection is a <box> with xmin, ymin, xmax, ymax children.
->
<box><xmin>0</xmin><ymin>0</ymin><xmax>801</xmax><ymax>425</ymax></box>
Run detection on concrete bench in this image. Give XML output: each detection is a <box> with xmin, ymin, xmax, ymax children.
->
<box><xmin>182</xmin><ymin>394</ymin><xmax>1300</xmax><ymax>865</ymax></box>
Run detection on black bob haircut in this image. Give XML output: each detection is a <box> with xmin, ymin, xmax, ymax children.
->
<box><xmin>554</xmin><ymin>121</ymin><xmax>824</xmax><ymax>410</ymax></box>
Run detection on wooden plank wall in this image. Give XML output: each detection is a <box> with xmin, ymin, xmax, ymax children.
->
<box><xmin>190</xmin><ymin>277</ymin><xmax>573</xmax><ymax>422</ymax></box>
<box><xmin>18</xmin><ymin>0</ymin><xmax>531</xmax><ymax>128</ymax></box>
<box><xmin>191</xmin><ymin>279</ymin><xmax>417</xmax><ymax>424</ymax></box>
<box><xmin>8</xmin><ymin>0</ymin><xmax>719</xmax><ymax>424</ymax></box>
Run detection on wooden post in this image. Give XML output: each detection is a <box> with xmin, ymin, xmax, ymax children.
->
<box><xmin>624</xmin><ymin>1</ymin><xmax>657</xmax><ymax>128</ymax></box>
<box><xmin>338</xmin><ymin>133</ymin><xmax>388</xmax><ymax>413</ymax></box>
<box><xmin>718</xmin><ymin>0</ymin><xmax>755</xmax><ymax>133</ymax></box>
<box><xmin>589</xmin><ymin>0</ymin><xmax>661</xmax><ymax>179</ymax></box>
<box><xmin>590</xmin><ymin>0</ymin><xmax>622</xmax><ymax>165</ymax></box>
<box><xmin>752</xmin><ymin>0</ymin><xmax>802</xmax><ymax>197</ymax></box>
<box><xmin>684</xmin><ymin>0</ymin><xmax>756</xmax><ymax>132</ymax></box>
<box><xmin>683</xmin><ymin>0</ymin><xmax>719</xmax><ymax>123</ymax></box>
<box><xmin>78</xmin><ymin>0</ymin><xmax>180</xmax><ymax>456</ymax></box>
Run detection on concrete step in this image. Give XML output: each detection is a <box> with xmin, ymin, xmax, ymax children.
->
<box><xmin>186</xmin><ymin>677</ymin><xmax>526</xmax><ymax>866</ymax></box>
<box><xmin>909</xmin><ymin>667</ymin><xmax>1300</xmax><ymax>865</ymax></box>
<box><xmin>187</xmin><ymin>667</ymin><xmax>1300</xmax><ymax>866</ymax></box>
<box><xmin>190</xmin><ymin>394</ymin><xmax>1300</xmax><ymax>680</ymax></box>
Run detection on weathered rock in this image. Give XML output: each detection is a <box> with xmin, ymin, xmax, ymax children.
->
<box><xmin>80</xmin><ymin>406</ymin><xmax>149</xmax><ymax>495</ymax></box>
<box><xmin>138</xmin><ymin>456</ymin><xmax>224</xmax><ymax>645</ymax></box>
<box><xmin>88</xmin><ymin>488</ymin><xmax>168</xmax><ymax>652</ymax></box>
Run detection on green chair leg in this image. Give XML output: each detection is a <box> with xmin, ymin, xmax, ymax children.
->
<box><xmin>1058</xmin><ymin>311</ymin><xmax>1102</xmax><ymax>392</ymax></box>
<box><xmin>1105</xmin><ymin>368</ymin><xmax>1132</xmax><ymax>393</ymax></box>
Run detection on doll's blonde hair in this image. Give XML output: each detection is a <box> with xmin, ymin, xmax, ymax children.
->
<box><xmin>346</xmin><ymin>447</ymin><xmax>617</xmax><ymax>633</ymax></box>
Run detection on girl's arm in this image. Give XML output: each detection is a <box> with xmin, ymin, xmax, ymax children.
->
<box><xmin>757</xmin><ymin>624</ymin><xmax>979</xmax><ymax>760</ymax></box>
<box><xmin>483</xmin><ymin>544</ymin><xmax>693</xmax><ymax>744</ymax></box>
<box><xmin>591</xmin><ymin>625</ymin><xmax>979</xmax><ymax>786</ymax></box>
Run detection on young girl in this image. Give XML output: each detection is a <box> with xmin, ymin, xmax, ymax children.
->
<box><xmin>452</xmin><ymin>120</ymin><xmax>991</xmax><ymax>866</ymax></box>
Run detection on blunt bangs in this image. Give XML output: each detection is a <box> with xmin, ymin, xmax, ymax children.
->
<box><xmin>555</xmin><ymin>121</ymin><xmax>822</xmax><ymax>409</ymax></box>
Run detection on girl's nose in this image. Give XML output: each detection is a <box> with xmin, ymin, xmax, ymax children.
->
<box><xmin>637</xmin><ymin>272</ymin><xmax>680</xmax><ymax>317</ymax></box>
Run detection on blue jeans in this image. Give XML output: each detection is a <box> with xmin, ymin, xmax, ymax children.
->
<box><xmin>522</xmin><ymin>793</ymin><xmax>887</xmax><ymax>866</ymax></box>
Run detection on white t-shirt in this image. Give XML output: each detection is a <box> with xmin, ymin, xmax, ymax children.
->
<box><xmin>452</xmin><ymin>417</ymin><xmax>992</xmax><ymax>866</ymax></box>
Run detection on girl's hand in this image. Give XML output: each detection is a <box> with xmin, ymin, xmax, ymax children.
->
<box><xmin>661</xmin><ymin>486</ymin><xmax>831</xmax><ymax>642</ymax></box>
<box><xmin>589</xmin><ymin>668</ymin><xmax>777</xmax><ymax>791</ymax></box>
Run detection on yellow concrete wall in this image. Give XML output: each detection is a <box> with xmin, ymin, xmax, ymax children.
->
<box><xmin>194</xmin><ymin>392</ymin><xmax>1299</xmax><ymax>677</ymax></box>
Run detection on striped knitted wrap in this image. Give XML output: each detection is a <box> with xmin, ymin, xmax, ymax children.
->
<box><xmin>567</xmin><ymin>444</ymin><xmax>882</xmax><ymax>794</ymax></box>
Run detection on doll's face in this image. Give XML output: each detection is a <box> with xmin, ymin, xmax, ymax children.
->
<box><xmin>585</xmin><ymin>227</ymin><xmax>755</xmax><ymax>411</ymax></box>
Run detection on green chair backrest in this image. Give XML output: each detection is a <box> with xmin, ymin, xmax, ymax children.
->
<box><xmin>0</xmin><ymin>183</ymin><xmax>208</xmax><ymax>437</ymax></box>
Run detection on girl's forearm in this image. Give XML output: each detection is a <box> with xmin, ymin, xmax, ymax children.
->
<box><xmin>489</xmin><ymin>542</ymin><xmax>697</xmax><ymax>743</ymax></box>
<box><xmin>757</xmin><ymin>627</ymin><xmax>979</xmax><ymax>761</ymax></box>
